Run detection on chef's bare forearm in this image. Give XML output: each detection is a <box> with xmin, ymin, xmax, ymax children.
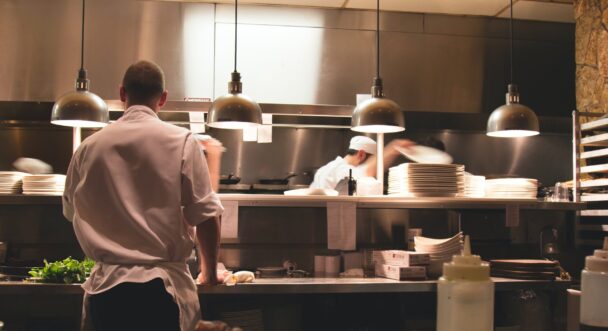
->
<box><xmin>197</xmin><ymin>216</ymin><xmax>221</xmax><ymax>283</ymax></box>
<box><xmin>205</xmin><ymin>152</ymin><xmax>221</xmax><ymax>193</ymax></box>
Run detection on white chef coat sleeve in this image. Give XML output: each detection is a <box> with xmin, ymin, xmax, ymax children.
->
<box><xmin>62</xmin><ymin>148</ymin><xmax>81</xmax><ymax>222</ymax></box>
<box><xmin>181</xmin><ymin>134</ymin><xmax>224</xmax><ymax>226</ymax></box>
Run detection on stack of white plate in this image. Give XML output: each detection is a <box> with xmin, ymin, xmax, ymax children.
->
<box><xmin>0</xmin><ymin>171</ymin><xmax>27</xmax><ymax>194</ymax></box>
<box><xmin>485</xmin><ymin>178</ymin><xmax>538</xmax><ymax>199</ymax></box>
<box><xmin>388</xmin><ymin>163</ymin><xmax>465</xmax><ymax>197</ymax></box>
<box><xmin>414</xmin><ymin>232</ymin><xmax>464</xmax><ymax>278</ymax></box>
<box><xmin>462</xmin><ymin>175</ymin><xmax>485</xmax><ymax>198</ymax></box>
<box><xmin>22</xmin><ymin>174</ymin><xmax>66</xmax><ymax>196</ymax></box>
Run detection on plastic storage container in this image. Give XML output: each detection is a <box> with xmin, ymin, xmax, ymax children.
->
<box><xmin>437</xmin><ymin>235</ymin><xmax>494</xmax><ymax>331</ymax></box>
<box><xmin>580</xmin><ymin>237</ymin><xmax>608</xmax><ymax>330</ymax></box>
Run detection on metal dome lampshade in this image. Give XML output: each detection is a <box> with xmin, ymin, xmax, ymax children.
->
<box><xmin>352</xmin><ymin>79</ymin><xmax>405</xmax><ymax>133</ymax></box>
<box><xmin>207</xmin><ymin>72</ymin><xmax>262</xmax><ymax>129</ymax></box>
<box><xmin>487</xmin><ymin>84</ymin><xmax>539</xmax><ymax>137</ymax></box>
<box><xmin>207</xmin><ymin>0</ymin><xmax>262</xmax><ymax>129</ymax></box>
<box><xmin>351</xmin><ymin>0</ymin><xmax>404</xmax><ymax>134</ymax></box>
<box><xmin>51</xmin><ymin>69</ymin><xmax>108</xmax><ymax>128</ymax></box>
<box><xmin>51</xmin><ymin>0</ymin><xmax>108</xmax><ymax>128</ymax></box>
<box><xmin>486</xmin><ymin>0</ymin><xmax>539</xmax><ymax>138</ymax></box>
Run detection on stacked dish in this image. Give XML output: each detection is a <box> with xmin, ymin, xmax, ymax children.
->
<box><xmin>22</xmin><ymin>174</ymin><xmax>66</xmax><ymax>196</ymax></box>
<box><xmin>388</xmin><ymin>163</ymin><xmax>465</xmax><ymax>197</ymax></box>
<box><xmin>462</xmin><ymin>175</ymin><xmax>485</xmax><ymax>198</ymax></box>
<box><xmin>0</xmin><ymin>172</ymin><xmax>27</xmax><ymax>194</ymax></box>
<box><xmin>414</xmin><ymin>232</ymin><xmax>464</xmax><ymax>278</ymax></box>
<box><xmin>485</xmin><ymin>178</ymin><xmax>538</xmax><ymax>199</ymax></box>
<box><xmin>490</xmin><ymin>259</ymin><xmax>560</xmax><ymax>280</ymax></box>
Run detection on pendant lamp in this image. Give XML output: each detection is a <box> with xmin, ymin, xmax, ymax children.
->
<box><xmin>486</xmin><ymin>0</ymin><xmax>539</xmax><ymax>138</ymax></box>
<box><xmin>351</xmin><ymin>0</ymin><xmax>404</xmax><ymax>134</ymax></box>
<box><xmin>207</xmin><ymin>0</ymin><xmax>262</xmax><ymax>129</ymax></box>
<box><xmin>51</xmin><ymin>0</ymin><xmax>108</xmax><ymax>128</ymax></box>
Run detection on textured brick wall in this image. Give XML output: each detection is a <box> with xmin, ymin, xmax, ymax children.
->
<box><xmin>575</xmin><ymin>0</ymin><xmax>608</xmax><ymax>113</ymax></box>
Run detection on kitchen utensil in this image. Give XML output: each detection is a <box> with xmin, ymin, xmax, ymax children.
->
<box><xmin>259</xmin><ymin>172</ymin><xmax>297</xmax><ymax>185</ymax></box>
<box><xmin>395</xmin><ymin>145</ymin><xmax>453</xmax><ymax>164</ymax></box>
<box><xmin>220</xmin><ymin>173</ymin><xmax>241</xmax><ymax>185</ymax></box>
<box><xmin>255</xmin><ymin>266</ymin><xmax>286</xmax><ymax>278</ymax></box>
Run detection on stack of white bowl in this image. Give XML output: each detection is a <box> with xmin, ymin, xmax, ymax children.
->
<box><xmin>0</xmin><ymin>171</ymin><xmax>27</xmax><ymax>194</ymax></box>
<box><xmin>485</xmin><ymin>178</ymin><xmax>538</xmax><ymax>199</ymax></box>
<box><xmin>414</xmin><ymin>232</ymin><xmax>464</xmax><ymax>278</ymax></box>
<box><xmin>22</xmin><ymin>174</ymin><xmax>66</xmax><ymax>196</ymax></box>
<box><xmin>463</xmin><ymin>175</ymin><xmax>485</xmax><ymax>198</ymax></box>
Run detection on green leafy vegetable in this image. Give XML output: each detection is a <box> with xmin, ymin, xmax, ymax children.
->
<box><xmin>29</xmin><ymin>257</ymin><xmax>95</xmax><ymax>284</ymax></box>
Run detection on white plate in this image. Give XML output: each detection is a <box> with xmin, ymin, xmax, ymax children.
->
<box><xmin>393</xmin><ymin>149</ymin><xmax>454</xmax><ymax>162</ymax></box>
<box><xmin>283</xmin><ymin>188</ymin><xmax>338</xmax><ymax>196</ymax></box>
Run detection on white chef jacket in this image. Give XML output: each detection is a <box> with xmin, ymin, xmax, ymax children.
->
<box><xmin>309</xmin><ymin>156</ymin><xmax>366</xmax><ymax>190</ymax></box>
<box><xmin>63</xmin><ymin>105</ymin><xmax>224</xmax><ymax>331</ymax></box>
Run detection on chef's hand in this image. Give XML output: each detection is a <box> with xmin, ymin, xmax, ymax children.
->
<box><xmin>196</xmin><ymin>272</ymin><xmax>219</xmax><ymax>285</ymax></box>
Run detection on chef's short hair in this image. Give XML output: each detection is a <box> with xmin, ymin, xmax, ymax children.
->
<box><xmin>122</xmin><ymin>60</ymin><xmax>165</xmax><ymax>107</ymax></box>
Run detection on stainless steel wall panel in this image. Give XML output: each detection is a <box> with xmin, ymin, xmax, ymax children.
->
<box><xmin>214</xmin><ymin>4</ymin><xmax>424</xmax><ymax>32</ymax></box>
<box><xmin>0</xmin><ymin>1</ymin><xmax>574</xmax><ymax>116</ymax></box>
<box><xmin>0</xmin><ymin>0</ymin><xmax>216</xmax><ymax>102</ymax></box>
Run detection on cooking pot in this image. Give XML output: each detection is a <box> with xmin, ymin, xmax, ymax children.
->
<box><xmin>259</xmin><ymin>173</ymin><xmax>297</xmax><ymax>185</ymax></box>
<box><xmin>220</xmin><ymin>173</ymin><xmax>241</xmax><ymax>185</ymax></box>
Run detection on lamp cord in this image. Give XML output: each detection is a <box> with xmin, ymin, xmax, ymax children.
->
<box><xmin>376</xmin><ymin>0</ymin><xmax>380</xmax><ymax>80</ymax></box>
<box><xmin>509</xmin><ymin>0</ymin><xmax>514</xmax><ymax>85</ymax></box>
<box><xmin>234</xmin><ymin>0</ymin><xmax>238</xmax><ymax>73</ymax></box>
<box><xmin>80</xmin><ymin>0</ymin><xmax>85</xmax><ymax>71</ymax></box>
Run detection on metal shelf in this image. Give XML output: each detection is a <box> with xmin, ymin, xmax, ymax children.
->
<box><xmin>0</xmin><ymin>194</ymin><xmax>586</xmax><ymax>211</ymax></box>
<box><xmin>0</xmin><ymin>277</ymin><xmax>572</xmax><ymax>295</ymax></box>
<box><xmin>580</xmin><ymin>209</ymin><xmax>608</xmax><ymax>216</ymax></box>
<box><xmin>581</xmin><ymin>133</ymin><xmax>608</xmax><ymax>146</ymax></box>
<box><xmin>580</xmin><ymin>179</ymin><xmax>608</xmax><ymax>188</ymax></box>
<box><xmin>581</xmin><ymin>194</ymin><xmax>608</xmax><ymax>202</ymax></box>
<box><xmin>581</xmin><ymin>163</ymin><xmax>608</xmax><ymax>174</ymax></box>
<box><xmin>581</xmin><ymin>117</ymin><xmax>608</xmax><ymax>131</ymax></box>
<box><xmin>581</xmin><ymin>147</ymin><xmax>608</xmax><ymax>160</ymax></box>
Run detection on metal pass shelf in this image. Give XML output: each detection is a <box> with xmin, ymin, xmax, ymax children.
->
<box><xmin>0</xmin><ymin>277</ymin><xmax>571</xmax><ymax>296</ymax></box>
<box><xmin>0</xmin><ymin>194</ymin><xmax>587</xmax><ymax>211</ymax></box>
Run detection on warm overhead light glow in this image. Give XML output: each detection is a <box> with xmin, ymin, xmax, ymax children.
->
<box><xmin>487</xmin><ymin>130</ymin><xmax>539</xmax><ymax>138</ymax></box>
<box><xmin>208</xmin><ymin>0</ymin><xmax>262</xmax><ymax>130</ymax></box>
<box><xmin>486</xmin><ymin>0</ymin><xmax>539</xmax><ymax>138</ymax></box>
<box><xmin>51</xmin><ymin>119</ymin><xmax>107</xmax><ymax>128</ymax></box>
<box><xmin>206</xmin><ymin>121</ymin><xmax>259</xmax><ymax>130</ymax></box>
<box><xmin>350</xmin><ymin>0</ymin><xmax>404</xmax><ymax>134</ymax></box>
<box><xmin>351</xmin><ymin>124</ymin><xmax>405</xmax><ymax>133</ymax></box>
<box><xmin>51</xmin><ymin>0</ymin><xmax>108</xmax><ymax>129</ymax></box>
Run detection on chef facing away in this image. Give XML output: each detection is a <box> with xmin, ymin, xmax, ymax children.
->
<box><xmin>63</xmin><ymin>60</ymin><xmax>224</xmax><ymax>331</ymax></box>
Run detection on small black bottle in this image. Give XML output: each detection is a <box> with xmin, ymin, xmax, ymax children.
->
<box><xmin>348</xmin><ymin>169</ymin><xmax>357</xmax><ymax>196</ymax></box>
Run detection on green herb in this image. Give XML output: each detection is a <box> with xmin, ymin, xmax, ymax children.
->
<box><xmin>28</xmin><ymin>257</ymin><xmax>95</xmax><ymax>284</ymax></box>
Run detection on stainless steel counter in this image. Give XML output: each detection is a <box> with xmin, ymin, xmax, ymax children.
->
<box><xmin>0</xmin><ymin>277</ymin><xmax>571</xmax><ymax>296</ymax></box>
<box><xmin>0</xmin><ymin>194</ymin><xmax>586</xmax><ymax>210</ymax></box>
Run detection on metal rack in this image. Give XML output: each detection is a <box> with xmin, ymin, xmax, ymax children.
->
<box><xmin>573</xmin><ymin>111</ymin><xmax>608</xmax><ymax>247</ymax></box>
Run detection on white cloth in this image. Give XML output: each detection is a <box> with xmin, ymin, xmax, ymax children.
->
<box><xmin>63</xmin><ymin>105</ymin><xmax>224</xmax><ymax>331</ymax></box>
<box><xmin>309</xmin><ymin>156</ymin><xmax>366</xmax><ymax>190</ymax></box>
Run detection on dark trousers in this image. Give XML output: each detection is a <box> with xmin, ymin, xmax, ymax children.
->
<box><xmin>89</xmin><ymin>278</ymin><xmax>180</xmax><ymax>331</ymax></box>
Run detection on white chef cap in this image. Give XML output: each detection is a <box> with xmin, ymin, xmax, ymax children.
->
<box><xmin>349</xmin><ymin>136</ymin><xmax>377</xmax><ymax>155</ymax></box>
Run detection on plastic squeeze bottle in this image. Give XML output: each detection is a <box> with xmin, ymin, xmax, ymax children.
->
<box><xmin>580</xmin><ymin>237</ymin><xmax>608</xmax><ymax>330</ymax></box>
<box><xmin>437</xmin><ymin>235</ymin><xmax>494</xmax><ymax>331</ymax></box>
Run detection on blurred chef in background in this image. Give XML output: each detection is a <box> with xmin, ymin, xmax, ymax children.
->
<box><xmin>310</xmin><ymin>135</ymin><xmax>413</xmax><ymax>190</ymax></box>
